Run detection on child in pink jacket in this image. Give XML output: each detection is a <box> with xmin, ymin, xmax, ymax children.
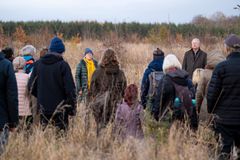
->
<box><xmin>13</xmin><ymin>57</ymin><xmax>32</xmax><ymax>129</ymax></box>
<box><xmin>114</xmin><ymin>84</ymin><xmax>144</xmax><ymax>141</ymax></box>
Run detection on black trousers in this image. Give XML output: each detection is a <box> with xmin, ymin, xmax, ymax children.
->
<box><xmin>40</xmin><ymin>111</ymin><xmax>69</xmax><ymax>132</ymax></box>
<box><xmin>214</xmin><ymin>122</ymin><xmax>240</xmax><ymax>158</ymax></box>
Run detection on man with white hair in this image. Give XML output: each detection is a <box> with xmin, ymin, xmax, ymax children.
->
<box><xmin>182</xmin><ymin>38</ymin><xmax>207</xmax><ymax>79</ymax></box>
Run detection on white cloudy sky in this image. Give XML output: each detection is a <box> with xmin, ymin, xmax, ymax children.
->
<box><xmin>0</xmin><ymin>0</ymin><xmax>238</xmax><ymax>23</ymax></box>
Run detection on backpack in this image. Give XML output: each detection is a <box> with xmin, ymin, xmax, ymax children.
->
<box><xmin>170</xmin><ymin>79</ymin><xmax>194</xmax><ymax>121</ymax></box>
<box><xmin>148</xmin><ymin>70</ymin><xmax>164</xmax><ymax>96</ymax></box>
<box><xmin>147</xmin><ymin>70</ymin><xmax>164</xmax><ymax>118</ymax></box>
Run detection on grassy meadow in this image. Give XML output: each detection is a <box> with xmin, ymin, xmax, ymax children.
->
<box><xmin>1</xmin><ymin>40</ymin><xmax>222</xmax><ymax>160</ymax></box>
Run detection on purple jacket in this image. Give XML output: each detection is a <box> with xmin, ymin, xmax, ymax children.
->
<box><xmin>114</xmin><ymin>101</ymin><xmax>144</xmax><ymax>140</ymax></box>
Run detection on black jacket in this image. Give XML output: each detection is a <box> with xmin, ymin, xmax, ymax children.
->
<box><xmin>153</xmin><ymin>69</ymin><xmax>196</xmax><ymax>121</ymax></box>
<box><xmin>182</xmin><ymin>49</ymin><xmax>207</xmax><ymax>79</ymax></box>
<box><xmin>28</xmin><ymin>53</ymin><xmax>76</xmax><ymax>115</ymax></box>
<box><xmin>0</xmin><ymin>52</ymin><xmax>18</xmax><ymax>129</ymax></box>
<box><xmin>207</xmin><ymin>51</ymin><xmax>240</xmax><ymax>125</ymax></box>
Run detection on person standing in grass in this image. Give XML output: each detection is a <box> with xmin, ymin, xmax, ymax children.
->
<box><xmin>182</xmin><ymin>38</ymin><xmax>207</xmax><ymax>79</ymax></box>
<box><xmin>207</xmin><ymin>34</ymin><xmax>240</xmax><ymax>160</ymax></box>
<box><xmin>88</xmin><ymin>49</ymin><xmax>127</xmax><ymax>136</ymax></box>
<box><xmin>0</xmin><ymin>50</ymin><xmax>18</xmax><ymax>154</ymax></box>
<box><xmin>13</xmin><ymin>56</ymin><xmax>32</xmax><ymax>130</ymax></box>
<box><xmin>195</xmin><ymin>50</ymin><xmax>225</xmax><ymax>123</ymax></box>
<box><xmin>28</xmin><ymin>37</ymin><xmax>76</xmax><ymax>133</ymax></box>
<box><xmin>75</xmin><ymin>48</ymin><xmax>98</xmax><ymax>103</ymax></box>
<box><xmin>114</xmin><ymin>84</ymin><xmax>144</xmax><ymax>141</ymax></box>
<box><xmin>140</xmin><ymin>48</ymin><xmax>164</xmax><ymax>110</ymax></box>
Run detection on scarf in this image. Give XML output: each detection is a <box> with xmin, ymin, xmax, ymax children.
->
<box><xmin>84</xmin><ymin>57</ymin><xmax>96</xmax><ymax>89</ymax></box>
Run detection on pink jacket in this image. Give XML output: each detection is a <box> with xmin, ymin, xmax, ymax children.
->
<box><xmin>15</xmin><ymin>71</ymin><xmax>31</xmax><ymax>116</ymax></box>
<box><xmin>114</xmin><ymin>101</ymin><xmax>144</xmax><ymax>140</ymax></box>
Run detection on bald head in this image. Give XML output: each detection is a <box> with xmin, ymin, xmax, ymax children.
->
<box><xmin>191</xmin><ymin>38</ymin><xmax>200</xmax><ymax>51</ymax></box>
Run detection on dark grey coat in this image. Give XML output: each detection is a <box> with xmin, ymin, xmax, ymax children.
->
<box><xmin>182</xmin><ymin>49</ymin><xmax>207</xmax><ymax>79</ymax></box>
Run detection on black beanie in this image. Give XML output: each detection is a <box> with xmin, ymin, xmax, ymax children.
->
<box><xmin>153</xmin><ymin>48</ymin><xmax>164</xmax><ymax>59</ymax></box>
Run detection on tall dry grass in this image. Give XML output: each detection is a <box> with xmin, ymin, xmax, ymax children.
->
<box><xmin>1</xmin><ymin>40</ymin><xmax>219</xmax><ymax>160</ymax></box>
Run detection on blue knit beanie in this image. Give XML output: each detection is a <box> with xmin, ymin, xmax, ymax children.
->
<box><xmin>84</xmin><ymin>48</ymin><xmax>93</xmax><ymax>56</ymax></box>
<box><xmin>49</xmin><ymin>37</ymin><xmax>65</xmax><ymax>54</ymax></box>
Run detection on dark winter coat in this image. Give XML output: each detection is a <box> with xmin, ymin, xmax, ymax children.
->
<box><xmin>182</xmin><ymin>49</ymin><xmax>207</xmax><ymax>79</ymax></box>
<box><xmin>140</xmin><ymin>55</ymin><xmax>164</xmax><ymax>108</ymax></box>
<box><xmin>0</xmin><ymin>52</ymin><xmax>19</xmax><ymax>129</ymax></box>
<box><xmin>207</xmin><ymin>51</ymin><xmax>240</xmax><ymax>125</ymax></box>
<box><xmin>153</xmin><ymin>69</ymin><xmax>195</xmax><ymax>122</ymax></box>
<box><xmin>28</xmin><ymin>53</ymin><xmax>76</xmax><ymax>116</ymax></box>
<box><xmin>88</xmin><ymin>64</ymin><xmax>127</xmax><ymax>128</ymax></box>
<box><xmin>75</xmin><ymin>59</ymin><xmax>98</xmax><ymax>98</ymax></box>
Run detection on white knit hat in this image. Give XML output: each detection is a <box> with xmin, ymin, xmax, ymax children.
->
<box><xmin>21</xmin><ymin>45</ymin><xmax>36</xmax><ymax>56</ymax></box>
<box><xmin>162</xmin><ymin>54</ymin><xmax>182</xmax><ymax>73</ymax></box>
<box><xmin>13</xmin><ymin>56</ymin><xmax>26</xmax><ymax>71</ymax></box>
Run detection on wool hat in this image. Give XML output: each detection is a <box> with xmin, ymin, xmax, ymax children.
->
<box><xmin>49</xmin><ymin>37</ymin><xmax>65</xmax><ymax>54</ymax></box>
<box><xmin>224</xmin><ymin>34</ymin><xmax>240</xmax><ymax>49</ymax></box>
<box><xmin>13</xmin><ymin>56</ymin><xmax>26</xmax><ymax>71</ymax></box>
<box><xmin>84</xmin><ymin>48</ymin><xmax>93</xmax><ymax>56</ymax></box>
<box><xmin>153</xmin><ymin>48</ymin><xmax>164</xmax><ymax>59</ymax></box>
<box><xmin>162</xmin><ymin>54</ymin><xmax>182</xmax><ymax>73</ymax></box>
<box><xmin>21</xmin><ymin>45</ymin><xmax>36</xmax><ymax>56</ymax></box>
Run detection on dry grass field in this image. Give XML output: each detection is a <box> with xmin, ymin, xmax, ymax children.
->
<box><xmin>1</xmin><ymin>40</ymin><xmax>222</xmax><ymax>160</ymax></box>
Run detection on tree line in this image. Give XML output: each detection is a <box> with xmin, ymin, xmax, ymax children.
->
<box><xmin>0</xmin><ymin>12</ymin><xmax>239</xmax><ymax>44</ymax></box>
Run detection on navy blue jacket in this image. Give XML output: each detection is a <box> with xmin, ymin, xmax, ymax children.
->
<box><xmin>207</xmin><ymin>51</ymin><xmax>240</xmax><ymax>125</ymax></box>
<box><xmin>140</xmin><ymin>56</ymin><xmax>164</xmax><ymax>108</ymax></box>
<box><xmin>28</xmin><ymin>53</ymin><xmax>76</xmax><ymax>115</ymax></box>
<box><xmin>0</xmin><ymin>52</ymin><xmax>18</xmax><ymax>129</ymax></box>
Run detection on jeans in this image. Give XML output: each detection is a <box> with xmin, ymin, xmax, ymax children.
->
<box><xmin>0</xmin><ymin>126</ymin><xmax>9</xmax><ymax>155</ymax></box>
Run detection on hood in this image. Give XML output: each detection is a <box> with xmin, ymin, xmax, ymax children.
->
<box><xmin>23</xmin><ymin>55</ymin><xmax>34</xmax><ymax>61</ymax></box>
<box><xmin>167</xmin><ymin>68</ymin><xmax>189</xmax><ymax>86</ymax></box>
<box><xmin>102</xmin><ymin>64</ymin><xmax>120</xmax><ymax>75</ymax></box>
<box><xmin>147</xmin><ymin>58</ymin><xmax>163</xmax><ymax>72</ymax></box>
<box><xmin>0</xmin><ymin>52</ymin><xmax>4</xmax><ymax>61</ymax></box>
<box><xmin>40</xmin><ymin>52</ymin><xmax>63</xmax><ymax>65</ymax></box>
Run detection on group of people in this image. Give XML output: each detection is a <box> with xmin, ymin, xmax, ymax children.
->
<box><xmin>0</xmin><ymin>34</ymin><xmax>240</xmax><ymax>159</ymax></box>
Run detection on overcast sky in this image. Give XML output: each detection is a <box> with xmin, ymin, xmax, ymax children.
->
<box><xmin>0</xmin><ymin>0</ymin><xmax>239</xmax><ymax>23</ymax></box>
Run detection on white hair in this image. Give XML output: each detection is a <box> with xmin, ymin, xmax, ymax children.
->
<box><xmin>192</xmin><ymin>38</ymin><xmax>200</xmax><ymax>44</ymax></box>
<box><xmin>13</xmin><ymin>56</ymin><xmax>26</xmax><ymax>71</ymax></box>
<box><xmin>21</xmin><ymin>45</ymin><xmax>36</xmax><ymax>56</ymax></box>
<box><xmin>162</xmin><ymin>54</ymin><xmax>182</xmax><ymax>73</ymax></box>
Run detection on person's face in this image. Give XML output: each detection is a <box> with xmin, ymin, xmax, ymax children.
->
<box><xmin>85</xmin><ymin>53</ymin><xmax>93</xmax><ymax>60</ymax></box>
<box><xmin>192</xmin><ymin>40</ymin><xmax>200</xmax><ymax>50</ymax></box>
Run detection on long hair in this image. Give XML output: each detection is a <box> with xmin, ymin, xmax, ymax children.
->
<box><xmin>99</xmin><ymin>49</ymin><xmax>119</xmax><ymax>67</ymax></box>
<box><xmin>124</xmin><ymin>84</ymin><xmax>138</xmax><ymax>106</ymax></box>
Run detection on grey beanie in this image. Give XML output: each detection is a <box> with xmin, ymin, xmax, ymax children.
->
<box><xmin>224</xmin><ymin>34</ymin><xmax>240</xmax><ymax>49</ymax></box>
